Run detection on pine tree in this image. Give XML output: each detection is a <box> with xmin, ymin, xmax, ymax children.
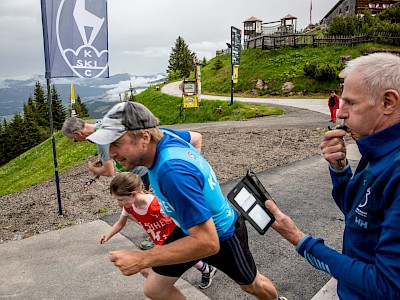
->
<box><xmin>202</xmin><ymin>56</ymin><xmax>208</xmax><ymax>67</ymax></box>
<box><xmin>24</xmin><ymin>96</ymin><xmax>36</xmax><ymax>120</ymax></box>
<box><xmin>167</xmin><ymin>36</ymin><xmax>193</xmax><ymax>78</ymax></box>
<box><xmin>2</xmin><ymin>119</ymin><xmax>7</xmax><ymax>133</ymax></box>
<box><xmin>0</xmin><ymin>119</ymin><xmax>7</xmax><ymax>166</ymax></box>
<box><xmin>75</xmin><ymin>95</ymin><xmax>89</xmax><ymax>118</ymax></box>
<box><xmin>23</xmin><ymin>96</ymin><xmax>43</xmax><ymax>148</ymax></box>
<box><xmin>33</xmin><ymin>81</ymin><xmax>49</xmax><ymax>129</ymax></box>
<box><xmin>50</xmin><ymin>84</ymin><xmax>67</xmax><ymax>130</ymax></box>
<box><xmin>6</xmin><ymin>113</ymin><xmax>28</xmax><ymax>162</ymax></box>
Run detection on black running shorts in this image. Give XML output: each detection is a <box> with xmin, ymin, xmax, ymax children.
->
<box><xmin>152</xmin><ymin>218</ymin><xmax>257</xmax><ymax>285</ymax></box>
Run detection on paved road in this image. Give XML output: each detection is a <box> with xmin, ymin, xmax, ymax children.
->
<box><xmin>0</xmin><ymin>83</ymin><xmax>359</xmax><ymax>299</ymax></box>
<box><xmin>161</xmin><ymin>81</ymin><xmax>331</xmax><ymax>116</ymax></box>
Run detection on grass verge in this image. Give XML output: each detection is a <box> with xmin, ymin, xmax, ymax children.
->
<box><xmin>0</xmin><ymin>90</ymin><xmax>283</xmax><ymax>195</ymax></box>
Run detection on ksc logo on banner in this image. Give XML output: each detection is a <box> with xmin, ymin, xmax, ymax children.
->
<box><xmin>42</xmin><ymin>0</ymin><xmax>109</xmax><ymax>78</ymax></box>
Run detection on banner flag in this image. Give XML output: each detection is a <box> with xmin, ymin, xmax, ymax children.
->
<box><xmin>70</xmin><ymin>83</ymin><xmax>75</xmax><ymax>102</ymax></box>
<box><xmin>41</xmin><ymin>0</ymin><xmax>109</xmax><ymax>79</ymax></box>
<box><xmin>70</xmin><ymin>83</ymin><xmax>77</xmax><ymax>116</ymax></box>
<box><xmin>233</xmin><ymin>65</ymin><xmax>239</xmax><ymax>84</ymax></box>
<box><xmin>310</xmin><ymin>0</ymin><xmax>313</xmax><ymax>24</ymax></box>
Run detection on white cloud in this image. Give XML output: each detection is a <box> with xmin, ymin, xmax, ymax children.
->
<box><xmin>190</xmin><ymin>41</ymin><xmax>229</xmax><ymax>60</ymax></box>
<box><xmin>1</xmin><ymin>0</ymin><xmax>338</xmax><ymax>77</ymax></box>
<box><xmin>52</xmin><ymin>78</ymin><xmax>77</xmax><ymax>85</ymax></box>
<box><xmin>100</xmin><ymin>74</ymin><xmax>166</xmax><ymax>101</ymax></box>
<box><xmin>123</xmin><ymin>47</ymin><xmax>171</xmax><ymax>58</ymax></box>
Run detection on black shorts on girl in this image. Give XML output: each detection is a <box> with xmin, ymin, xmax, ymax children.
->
<box><xmin>152</xmin><ymin>218</ymin><xmax>257</xmax><ymax>285</ymax></box>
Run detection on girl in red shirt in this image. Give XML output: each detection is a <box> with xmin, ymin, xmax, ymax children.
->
<box><xmin>100</xmin><ymin>172</ymin><xmax>217</xmax><ymax>289</ymax></box>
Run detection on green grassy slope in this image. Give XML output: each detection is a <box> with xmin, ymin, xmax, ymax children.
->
<box><xmin>201</xmin><ymin>43</ymin><xmax>397</xmax><ymax>96</ymax></box>
<box><xmin>136</xmin><ymin>87</ymin><xmax>282</xmax><ymax>124</ymax></box>
<box><xmin>0</xmin><ymin>89</ymin><xmax>283</xmax><ymax>195</ymax></box>
<box><xmin>0</xmin><ymin>131</ymin><xmax>98</xmax><ymax>196</ymax></box>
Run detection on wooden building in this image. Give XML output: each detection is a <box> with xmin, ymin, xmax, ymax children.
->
<box><xmin>280</xmin><ymin>14</ymin><xmax>297</xmax><ymax>34</ymax></box>
<box><xmin>243</xmin><ymin>16</ymin><xmax>263</xmax><ymax>42</ymax></box>
<box><xmin>321</xmin><ymin>0</ymin><xmax>400</xmax><ymax>26</ymax></box>
<box><xmin>243</xmin><ymin>14</ymin><xmax>298</xmax><ymax>42</ymax></box>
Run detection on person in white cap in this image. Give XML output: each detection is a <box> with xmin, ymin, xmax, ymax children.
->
<box><xmin>62</xmin><ymin>115</ymin><xmax>202</xmax><ymax>250</ymax></box>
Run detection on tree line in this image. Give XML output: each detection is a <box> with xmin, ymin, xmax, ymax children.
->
<box><xmin>0</xmin><ymin>82</ymin><xmax>89</xmax><ymax>166</ymax></box>
<box><xmin>326</xmin><ymin>5</ymin><xmax>400</xmax><ymax>45</ymax></box>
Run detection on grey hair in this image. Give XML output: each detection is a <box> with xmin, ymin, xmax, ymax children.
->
<box><xmin>342</xmin><ymin>53</ymin><xmax>400</xmax><ymax>105</ymax></box>
<box><xmin>62</xmin><ymin>117</ymin><xmax>85</xmax><ymax>136</ymax></box>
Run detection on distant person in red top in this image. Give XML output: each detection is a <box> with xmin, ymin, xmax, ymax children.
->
<box><xmin>328</xmin><ymin>90</ymin><xmax>340</xmax><ymax>123</ymax></box>
<box><xmin>100</xmin><ymin>172</ymin><xmax>217</xmax><ymax>289</ymax></box>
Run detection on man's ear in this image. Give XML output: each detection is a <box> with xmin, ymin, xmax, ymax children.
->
<box><xmin>73</xmin><ymin>130</ymin><xmax>83</xmax><ymax>137</ymax></box>
<box><xmin>382</xmin><ymin>89</ymin><xmax>400</xmax><ymax>115</ymax></box>
<box><xmin>142</xmin><ymin>129</ymin><xmax>151</xmax><ymax>143</ymax></box>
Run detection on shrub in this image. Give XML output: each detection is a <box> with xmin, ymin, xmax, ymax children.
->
<box><xmin>303</xmin><ymin>62</ymin><xmax>338</xmax><ymax>82</ymax></box>
<box><xmin>316</xmin><ymin>63</ymin><xmax>338</xmax><ymax>82</ymax></box>
<box><xmin>303</xmin><ymin>61</ymin><xmax>318</xmax><ymax>78</ymax></box>
<box><xmin>213</xmin><ymin>57</ymin><xmax>223</xmax><ymax>70</ymax></box>
<box><xmin>167</xmin><ymin>70</ymin><xmax>182</xmax><ymax>81</ymax></box>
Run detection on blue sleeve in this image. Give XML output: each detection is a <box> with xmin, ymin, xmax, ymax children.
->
<box><xmin>296</xmin><ymin>234</ymin><xmax>400</xmax><ymax>299</ymax></box>
<box><xmin>157</xmin><ymin>159</ymin><xmax>212</xmax><ymax>230</ymax></box>
<box><xmin>160</xmin><ymin>128</ymin><xmax>191</xmax><ymax>143</ymax></box>
<box><xmin>96</xmin><ymin>144</ymin><xmax>111</xmax><ymax>162</ymax></box>
<box><xmin>329</xmin><ymin>162</ymin><xmax>352</xmax><ymax>212</ymax></box>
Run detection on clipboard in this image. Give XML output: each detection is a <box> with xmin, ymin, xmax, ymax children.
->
<box><xmin>227</xmin><ymin>170</ymin><xmax>275</xmax><ymax>235</ymax></box>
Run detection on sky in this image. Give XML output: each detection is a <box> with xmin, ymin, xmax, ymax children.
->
<box><xmin>0</xmin><ymin>0</ymin><xmax>338</xmax><ymax>79</ymax></box>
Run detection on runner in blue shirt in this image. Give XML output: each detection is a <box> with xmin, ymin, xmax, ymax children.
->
<box><xmin>88</xmin><ymin>101</ymin><xmax>281</xmax><ymax>300</ymax></box>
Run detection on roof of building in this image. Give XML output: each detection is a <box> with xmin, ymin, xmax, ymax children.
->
<box><xmin>323</xmin><ymin>0</ymin><xmax>400</xmax><ymax>21</ymax></box>
<box><xmin>282</xmin><ymin>14</ymin><xmax>297</xmax><ymax>19</ymax></box>
<box><xmin>243</xmin><ymin>16</ymin><xmax>263</xmax><ymax>22</ymax></box>
<box><xmin>322</xmin><ymin>0</ymin><xmax>345</xmax><ymax>20</ymax></box>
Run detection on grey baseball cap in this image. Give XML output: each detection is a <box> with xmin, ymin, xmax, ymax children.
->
<box><xmin>87</xmin><ymin>101</ymin><xmax>158</xmax><ymax>145</ymax></box>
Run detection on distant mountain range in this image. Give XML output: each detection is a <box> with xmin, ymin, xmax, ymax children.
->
<box><xmin>0</xmin><ymin>73</ymin><xmax>166</xmax><ymax>120</ymax></box>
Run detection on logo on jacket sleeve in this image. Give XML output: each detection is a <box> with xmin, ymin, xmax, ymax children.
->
<box><xmin>354</xmin><ymin>187</ymin><xmax>371</xmax><ymax>229</ymax></box>
<box><xmin>186</xmin><ymin>151</ymin><xmax>204</xmax><ymax>168</ymax></box>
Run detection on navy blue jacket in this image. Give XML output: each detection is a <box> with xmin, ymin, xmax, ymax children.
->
<box><xmin>297</xmin><ymin>122</ymin><xmax>400</xmax><ymax>299</ymax></box>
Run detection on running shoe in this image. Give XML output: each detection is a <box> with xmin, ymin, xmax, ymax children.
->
<box><xmin>199</xmin><ymin>265</ymin><xmax>217</xmax><ymax>289</ymax></box>
<box><xmin>139</xmin><ymin>237</ymin><xmax>155</xmax><ymax>250</ymax></box>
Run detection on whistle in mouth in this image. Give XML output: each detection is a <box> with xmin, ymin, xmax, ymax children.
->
<box><xmin>327</xmin><ymin>124</ymin><xmax>348</xmax><ymax>168</ymax></box>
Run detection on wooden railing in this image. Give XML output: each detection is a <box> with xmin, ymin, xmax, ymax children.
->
<box><xmin>314</xmin><ymin>34</ymin><xmax>375</xmax><ymax>46</ymax></box>
<box><xmin>245</xmin><ymin>33</ymin><xmax>400</xmax><ymax>50</ymax></box>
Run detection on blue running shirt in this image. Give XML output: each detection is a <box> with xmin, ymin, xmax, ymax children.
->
<box><xmin>148</xmin><ymin>129</ymin><xmax>236</xmax><ymax>241</ymax></box>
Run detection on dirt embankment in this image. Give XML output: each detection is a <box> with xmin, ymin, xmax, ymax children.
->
<box><xmin>0</xmin><ymin>123</ymin><xmax>326</xmax><ymax>244</ymax></box>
